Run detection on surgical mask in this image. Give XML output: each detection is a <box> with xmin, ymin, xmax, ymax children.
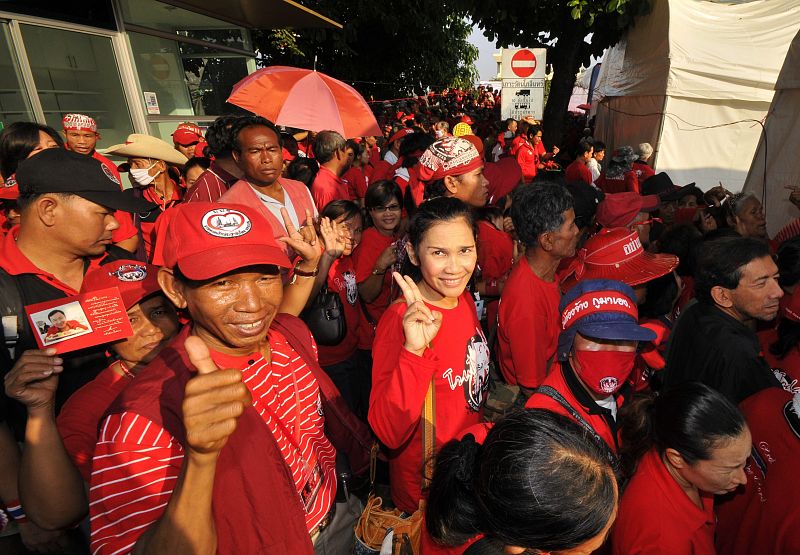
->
<box><xmin>435</xmin><ymin>129</ymin><xmax>445</xmax><ymax>138</ymax></box>
<box><xmin>130</xmin><ymin>161</ymin><xmax>161</xmax><ymax>187</ymax></box>
<box><xmin>572</xmin><ymin>349</ymin><xmax>636</xmax><ymax>395</ymax></box>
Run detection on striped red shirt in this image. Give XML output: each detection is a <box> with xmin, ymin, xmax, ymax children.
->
<box><xmin>89</xmin><ymin>331</ymin><xmax>336</xmax><ymax>555</ymax></box>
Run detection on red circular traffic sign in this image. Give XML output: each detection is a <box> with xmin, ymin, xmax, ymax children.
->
<box><xmin>511</xmin><ymin>49</ymin><xmax>537</xmax><ymax>78</ymax></box>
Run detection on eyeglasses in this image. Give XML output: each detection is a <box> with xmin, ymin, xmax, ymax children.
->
<box><xmin>371</xmin><ymin>203</ymin><xmax>401</xmax><ymax>214</ymax></box>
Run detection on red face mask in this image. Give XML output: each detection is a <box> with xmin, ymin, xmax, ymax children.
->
<box><xmin>572</xmin><ymin>349</ymin><xmax>637</xmax><ymax>395</ymax></box>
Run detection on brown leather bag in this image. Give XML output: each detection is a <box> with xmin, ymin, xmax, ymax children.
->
<box><xmin>353</xmin><ymin>378</ymin><xmax>435</xmax><ymax>555</ymax></box>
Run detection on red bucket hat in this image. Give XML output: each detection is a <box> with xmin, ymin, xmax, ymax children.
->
<box><xmin>80</xmin><ymin>260</ymin><xmax>162</xmax><ymax>310</ymax></box>
<box><xmin>418</xmin><ymin>136</ymin><xmax>482</xmax><ymax>182</ymax></box>
<box><xmin>162</xmin><ymin>202</ymin><xmax>291</xmax><ymax>281</ymax></box>
<box><xmin>562</xmin><ymin>227</ymin><xmax>679</xmax><ymax>289</ymax></box>
<box><xmin>596</xmin><ymin>192</ymin><xmax>660</xmax><ymax>228</ymax></box>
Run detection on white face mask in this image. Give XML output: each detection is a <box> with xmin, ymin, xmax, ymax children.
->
<box><xmin>130</xmin><ymin>161</ymin><xmax>161</xmax><ymax>187</ymax></box>
<box><xmin>435</xmin><ymin>129</ymin><xmax>445</xmax><ymax>138</ymax></box>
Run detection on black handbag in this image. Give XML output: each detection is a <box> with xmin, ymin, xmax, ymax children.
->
<box><xmin>301</xmin><ymin>285</ymin><xmax>347</xmax><ymax>346</ymax></box>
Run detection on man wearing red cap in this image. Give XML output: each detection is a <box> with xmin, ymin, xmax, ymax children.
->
<box><xmin>497</xmin><ymin>183</ymin><xmax>579</xmax><ymax>399</ymax></box>
<box><xmin>62</xmin><ymin>113</ymin><xmax>139</xmax><ymax>253</ymax></box>
<box><xmin>172</xmin><ymin>122</ymin><xmax>204</xmax><ymax>160</ymax></box>
<box><xmin>5</xmin><ymin>260</ymin><xmax>180</xmax><ymax>529</ymax></box>
<box><xmin>88</xmin><ymin>203</ymin><xmax>340</xmax><ymax>554</ymax></box>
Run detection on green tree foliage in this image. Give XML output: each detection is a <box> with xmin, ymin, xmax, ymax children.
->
<box><xmin>252</xmin><ymin>1</ymin><xmax>480</xmax><ymax>101</ymax></box>
<box><xmin>455</xmin><ymin>0</ymin><xmax>650</xmax><ymax>146</ymax></box>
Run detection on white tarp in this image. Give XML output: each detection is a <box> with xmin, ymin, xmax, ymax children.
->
<box><xmin>744</xmin><ymin>29</ymin><xmax>800</xmax><ymax>236</ymax></box>
<box><xmin>593</xmin><ymin>0</ymin><xmax>800</xmax><ymax>192</ymax></box>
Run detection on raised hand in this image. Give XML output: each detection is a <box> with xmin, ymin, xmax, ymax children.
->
<box><xmin>4</xmin><ymin>348</ymin><xmax>62</xmax><ymax>412</ymax></box>
<box><xmin>182</xmin><ymin>336</ymin><xmax>251</xmax><ymax>459</ymax></box>
<box><xmin>392</xmin><ymin>272</ymin><xmax>442</xmax><ymax>356</ymax></box>
<box><xmin>278</xmin><ymin>208</ymin><xmax>321</xmax><ymax>267</ymax></box>
<box><xmin>374</xmin><ymin>244</ymin><xmax>397</xmax><ymax>274</ymax></box>
<box><xmin>319</xmin><ymin>216</ymin><xmax>347</xmax><ymax>259</ymax></box>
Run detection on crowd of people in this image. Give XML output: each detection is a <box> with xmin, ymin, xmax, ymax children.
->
<box><xmin>0</xmin><ymin>84</ymin><xmax>798</xmax><ymax>555</ymax></box>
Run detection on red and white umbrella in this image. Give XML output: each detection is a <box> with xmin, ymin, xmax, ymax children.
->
<box><xmin>227</xmin><ymin>66</ymin><xmax>381</xmax><ymax>138</ymax></box>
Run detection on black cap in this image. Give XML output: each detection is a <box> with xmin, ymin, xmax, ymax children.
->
<box><xmin>565</xmin><ymin>181</ymin><xmax>604</xmax><ymax>229</ymax></box>
<box><xmin>661</xmin><ymin>183</ymin><xmax>704</xmax><ymax>203</ymax></box>
<box><xmin>641</xmin><ymin>172</ymin><xmax>678</xmax><ymax>197</ymax></box>
<box><xmin>16</xmin><ymin>148</ymin><xmax>155</xmax><ymax>213</ymax></box>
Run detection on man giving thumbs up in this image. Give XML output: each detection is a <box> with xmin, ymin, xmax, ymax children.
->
<box><xmin>89</xmin><ymin>203</ymin><xmax>335</xmax><ymax>555</ymax></box>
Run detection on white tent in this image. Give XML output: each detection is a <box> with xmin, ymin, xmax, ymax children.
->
<box><xmin>743</xmin><ymin>29</ymin><xmax>800</xmax><ymax>236</ymax></box>
<box><xmin>592</xmin><ymin>0</ymin><xmax>800</xmax><ymax>192</ymax></box>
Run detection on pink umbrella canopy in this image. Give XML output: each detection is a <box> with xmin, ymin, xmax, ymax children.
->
<box><xmin>227</xmin><ymin>66</ymin><xmax>381</xmax><ymax>138</ymax></box>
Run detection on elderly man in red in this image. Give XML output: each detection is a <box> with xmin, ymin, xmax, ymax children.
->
<box><xmin>89</xmin><ymin>202</ymin><xmax>338</xmax><ymax>554</ymax></box>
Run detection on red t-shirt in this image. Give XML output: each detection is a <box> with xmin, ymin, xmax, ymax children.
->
<box><xmin>352</xmin><ymin>227</ymin><xmax>399</xmax><ymax>341</ymax></box>
<box><xmin>564</xmin><ymin>159</ymin><xmax>593</xmax><ymax>185</ymax></box>
<box><xmin>758</xmin><ymin>328</ymin><xmax>800</xmax><ymax>391</ymax></box>
<box><xmin>715</xmin><ymin>387</ymin><xmax>800</xmax><ymax>555</ymax></box>
<box><xmin>311</xmin><ymin>166</ymin><xmax>350</xmax><ymax>211</ymax></box>
<box><xmin>342</xmin><ymin>166</ymin><xmax>368</xmax><ymax>201</ymax></box>
<box><xmin>369</xmin><ymin>292</ymin><xmax>490</xmax><ymax>513</ymax></box>
<box><xmin>483</xmin><ymin>157</ymin><xmax>522</xmax><ymax>204</ymax></box>
<box><xmin>477</xmin><ymin>221</ymin><xmax>514</xmax><ymax>286</ymax></box>
<box><xmin>496</xmin><ymin>259</ymin><xmax>561</xmax><ymax>388</ymax></box>
<box><xmin>317</xmin><ymin>256</ymin><xmax>361</xmax><ymax>366</ymax></box>
<box><xmin>612</xmin><ymin>449</ymin><xmax>716</xmax><ymax>555</ymax></box>
<box><xmin>633</xmin><ymin>160</ymin><xmax>655</xmax><ymax>183</ymax></box>
<box><xmin>597</xmin><ymin>171</ymin><xmax>639</xmax><ymax>194</ymax></box>
<box><xmin>57</xmin><ymin>364</ymin><xmax>130</xmax><ymax>481</ymax></box>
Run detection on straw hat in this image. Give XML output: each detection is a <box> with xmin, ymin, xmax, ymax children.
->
<box><xmin>102</xmin><ymin>134</ymin><xmax>188</xmax><ymax>166</ymax></box>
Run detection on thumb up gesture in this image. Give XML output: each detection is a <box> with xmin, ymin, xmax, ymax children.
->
<box><xmin>182</xmin><ymin>336</ymin><xmax>252</xmax><ymax>460</ymax></box>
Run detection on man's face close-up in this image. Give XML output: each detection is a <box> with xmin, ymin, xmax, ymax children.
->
<box><xmin>727</xmin><ymin>255</ymin><xmax>783</xmax><ymax>322</ymax></box>
<box><xmin>176</xmin><ymin>266</ymin><xmax>284</xmax><ymax>355</ymax></box>
<box><xmin>234</xmin><ymin>126</ymin><xmax>283</xmax><ymax>187</ymax></box>
<box><xmin>55</xmin><ymin>195</ymin><xmax>120</xmax><ymax>257</ymax></box>
<box><xmin>65</xmin><ymin>130</ymin><xmax>99</xmax><ymax>155</ymax></box>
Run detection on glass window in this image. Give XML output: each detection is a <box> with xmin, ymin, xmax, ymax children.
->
<box><xmin>19</xmin><ymin>25</ymin><xmax>133</xmax><ymax>146</ymax></box>
<box><xmin>0</xmin><ymin>22</ymin><xmax>35</xmax><ymax>126</ymax></box>
<box><xmin>128</xmin><ymin>32</ymin><xmax>194</xmax><ymax>117</ymax></box>
<box><xmin>0</xmin><ymin>1</ymin><xmax>116</xmax><ymax>31</ymax></box>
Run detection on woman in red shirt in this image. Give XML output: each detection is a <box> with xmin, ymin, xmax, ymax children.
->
<box><xmin>353</xmin><ymin>180</ymin><xmax>406</xmax><ymax>340</ymax></box>
<box><xmin>613</xmin><ymin>382</ymin><xmax>751</xmax><ymax>555</ymax></box>
<box><xmin>369</xmin><ymin>197</ymin><xmax>491</xmax><ymax>514</ymax></box>
<box><xmin>312</xmin><ymin>199</ymin><xmax>369</xmax><ymax>420</ymax></box>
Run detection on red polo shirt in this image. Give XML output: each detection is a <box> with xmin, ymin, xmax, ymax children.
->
<box><xmin>496</xmin><ymin>259</ymin><xmax>561</xmax><ymax>388</ymax></box>
<box><xmin>311</xmin><ymin>166</ymin><xmax>349</xmax><ymax>211</ymax></box>
<box><xmin>88</xmin><ymin>150</ymin><xmax>137</xmax><ymax>245</ymax></box>
<box><xmin>613</xmin><ymin>449</ymin><xmax>716</xmax><ymax>555</ymax></box>
<box><xmin>564</xmin><ymin>159</ymin><xmax>593</xmax><ymax>185</ymax></box>
<box><xmin>0</xmin><ymin>227</ymin><xmax>105</xmax><ymax>295</ymax></box>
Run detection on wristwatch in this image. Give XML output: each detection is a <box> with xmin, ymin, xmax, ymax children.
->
<box><xmin>289</xmin><ymin>261</ymin><xmax>318</xmax><ymax>285</ymax></box>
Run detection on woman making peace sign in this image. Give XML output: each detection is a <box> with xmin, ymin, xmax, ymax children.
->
<box><xmin>368</xmin><ymin>197</ymin><xmax>491</xmax><ymax>514</ymax></box>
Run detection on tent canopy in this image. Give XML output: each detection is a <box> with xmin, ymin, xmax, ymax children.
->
<box><xmin>593</xmin><ymin>0</ymin><xmax>800</xmax><ymax>191</ymax></box>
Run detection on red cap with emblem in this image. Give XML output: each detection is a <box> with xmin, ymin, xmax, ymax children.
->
<box><xmin>562</xmin><ymin>227</ymin><xmax>679</xmax><ymax>289</ymax></box>
<box><xmin>162</xmin><ymin>202</ymin><xmax>291</xmax><ymax>280</ymax></box>
<box><xmin>0</xmin><ymin>175</ymin><xmax>19</xmax><ymax>200</ymax></box>
<box><xmin>80</xmin><ymin>260</ymin><xmax>162</xmax><ymax>310</ymax></box>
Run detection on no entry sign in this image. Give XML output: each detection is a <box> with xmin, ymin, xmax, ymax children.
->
<box><xmin>511</xmin><ymin>49</ymin><xmax>537</xmax><ymax>78</ymax></box>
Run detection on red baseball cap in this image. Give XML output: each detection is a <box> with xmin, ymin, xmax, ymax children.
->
<box><xmin>596</xmin><ymin>192</ymin><xmax>660</xmax><ymax>228</ymax></box>
<box><xmin>388</xmin><ymin>128</ymin><xmax>414</xmax><ymax>144</ymax></box>
<box><xmin>461</xmin><ymin>115</ymin><xmax>475</xmax><ymax>125</ymax></box>
<box><xmin>162</xmin><ymin>202</ymin><xmax>291</xmax><ymax>280</ymax></box>
<box><xmin>562</xmin><ymin>227</ymin><xmax>679</xmax><ymax>289</ymax></box>
<box><xmin>80</xmin><ymin>260</ymin><xmax>162</xmax><ymax>310</ymax></box>
<box><xmin>172</xmin><ymin>122</ymin><xmax>203</xmax><ymax>146</ymax></box>
<box><xmin>461</xmin><ymin>134</ymin><xmax>485</xmax><ymax>156</ymax></box>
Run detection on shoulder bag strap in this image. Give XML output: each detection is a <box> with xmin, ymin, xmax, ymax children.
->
<box><xmin>421</xmin><ymin>376</ymin><xmax>436</xmax><ymax>490</ymax></box>
<box><xmin>535</xmin><ymin>385</ymin><xmax>621</xmax><ymax>476</ymax></box>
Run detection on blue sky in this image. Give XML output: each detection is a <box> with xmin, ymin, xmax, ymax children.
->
<box><xmin>469</xmin><ymin>25</ymin><xmax>501</xmax><ymax>81</ymax></box>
